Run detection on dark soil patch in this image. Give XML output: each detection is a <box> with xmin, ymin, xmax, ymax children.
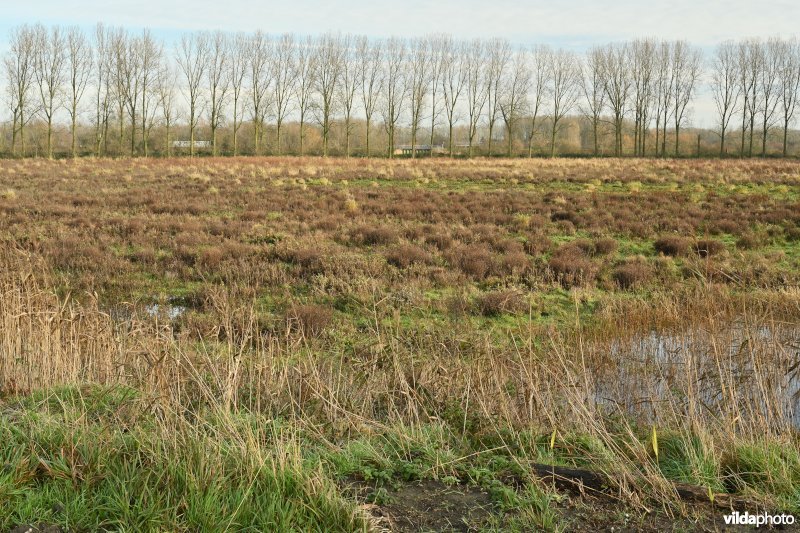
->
<box><xmin>347</xmin><ymin>479</ymin><xmax>494</xmax><ymax>532</ymax></box>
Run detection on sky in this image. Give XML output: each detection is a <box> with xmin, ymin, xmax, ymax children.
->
<box><xmin>3</xmin><ymin>0</ymin><xmax>800</xmax><ymax>126</ymax></box>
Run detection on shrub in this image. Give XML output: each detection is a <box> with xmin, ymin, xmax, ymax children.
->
<box><xmin>499</xmin><ymin>252</ymin><xmax>530</xmax><ymax>275</ymax></box>
<box><xmin>283</xmin><ymin>247</ymin><xmax>324</xmax><ymax>273</ymax></box>
<box><xmin>198</xmin><ymin>247</ymin><xmax>224</xmax><ymax>270</ymax></box>
<box><xmin>285</xmin><ymin>304</ymin><xmax>332</xmax><ymax>338</ymax></box>
<box><xmin>351</xmin><ymin>225</ymin><xmax>398</xmax><ymax>246</ymax></box>
<box><xmin>613</xmin><ymin>260</ymin><xmax>653</xmax><ymax>289</ymax></box>
<box><xmin>548</xmin><ymin>247</ymin><xmax>597</xmax><ymax>287</ymax></box>
<box><xmin>694</xmin><ymin>239</ymin><xmax>725</xmax><ymax>258</ymax></box>
<box><xmin>523</xmin><ymin>234</ymin><xmax>553</xmax><ymax>256</ymax></box>
<box><xmin>593</xmin><ymin>237</ymin><xmax>618</xmax><ymax>256</ymax></box>
<box><xmin>385</xmin><ymin>244</ymin><xmax>430</xmax><ymax>268</ymax></box>
<box><xmin>477</xmin><ymin>290</ymin><xmax>526</xmax><ymax>316</ymax></box>
<box><xmin>654</xmin><ymin>236</ymin><xmax>691</xmax><ymax>257</ymax></box>
<box><xmin>736</xmin><ymin>233</ymin><xmax>759</xmax><ymax>250</ymax></box>
<box><xmin>452</xmin><ymin>244</ymin><xmax>494</xmax><ymax>279</ymax></box>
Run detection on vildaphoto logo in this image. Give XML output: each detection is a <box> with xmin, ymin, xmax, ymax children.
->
<box><xmin>723</xmin><ymin>511</ymin><xmax>795</xmax><ymax>527</ymax></box>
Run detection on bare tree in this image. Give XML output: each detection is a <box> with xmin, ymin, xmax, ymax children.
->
<box><xmin>271</xmin><ymin>33</ymin><xmax>298</xmax><ymax>155</ymax></box>
<box><xmin>93</xmin><ymin>24</ymin><xmax>113</xmax><ymax>156</ymax></box>
<box><xmin>427</xmin><ymin>35</ymin><xmax>446</xmax><ymax>153</ymax></box>
<box><xmin>464</xmin><ymin>39</ymin><xmax>488</xmax><ymax>157</ymax></box>
<box><xmin>313</xmin><ymin>33</ymin><xmax>344</xmax><ymax>156</ymax></box>
<box><xmin>738</xmin><ymin>39</ymin><xmax>762</xmax><ymax>156</ymax></box>
<box><xmin>111</xmin><ymin>30</ymin><xmax>143</xmax><ymax>157</ymax></box>
<box><xmin>778</xmin><ymin>38</ymin><xmax>800</xmax><ymax>156</ymax></box>
<box><xmin>207</xmin><ymin>31</ymin><xmax>230</xmax><ymax>156</ymax></box>
<box><xmin>758</xmin><ymin>37</ymin><xmax>782</xmax><ymax>156</ymax></box>
<box><xmin>382</xmin><ymin>37</ymin><xmax>407</xmax><ymax>158</ymax></box>
<box><xmin>337</xmin><ymin>35</ymin><xmax>359</xmax><ymax>157</ymax></box>
<box><xmin>32</xmin><ymin>24</ymin><xmax>66</xmax><ymax>158</ymax></box>
<box><xmin>65</xmin><ymin>27</ymin><xmax>92</xmax><ymax>158</ymax></box>
<box><xmin>548</xmin><ymin>49</ymin><xmax>581</xmax><ymax>157</ymax></box>
<box><xmin>138</xmin><ymin>30</ymin><xmax>162</xmax><ymax>157</ymax></box>
<box><xmin>485</xmin><ymin>38</ymin><xmax>511</xmax><ymax>156</ymax></box>
<box><xmin>630</xmin><ymin>39</ymin><xmax>656</xmax><ymax>155</ymax></box>
<box><xmin>4</xmin><ymin>25</ymin><xmax>36</xmax><ymax>156</ymax></box>
<box><xmin>653</xmin><ymin>41</ymin><xmax>674</xmax><ymax>156</ymax></box>
<box><xmin>526</xmin><ymin>44</ymin><xmax>551</xmax><ymax>157</ymax></box>
<box><xmin>358</xmin><ymin>37</ymin><xmax>383</xmax><ymax>156</ymax></box>
<box><xmin>247</xmin><ymin>31</ymin><xmax>270</xmax><ymax>154</ymax></box>
<box><xmin>176</xmin><ymin>32</ymin><xmax>209</xmax><ymax>157</ymax></box>
<box><xmin>671</xmin><ymin>41</ymin><xmax>702</xmax><ymax>156</ymax></box>
<box><xmin>440</xmin><ymin>37</ymin><xmax>466</xmax><ymax>157</ymax></box>
<box><xmin>711</xmin><ymin>40</ymin><xmax>741</xmax><ymax>156</ymax></box>
<box><xmin>155</xmin><ymin>62</ymin><xmax>178</xmax><ymax>156</ymax></box>
<box><xmin>580</xmin><ymin>47</ymin><xmax>607</xmax><ymax>156</ymax></box>
<box><xmin>295</xmin><ymin>36</ymin><xmax>317</xmax><ymax>156</ymax></box>
<box><xmin>228</xmin><ymin>33</ymin><xmax>248</xmax><ymax>156</ymax></box>
<box><xmin>500</xmin><ymin>48</ymin><xmax>532</xmax><ymax>157</ymax></box>
<box><xmin>407</xmin><ymin>37</ymin><xmax>431</xmax><ymax>158</ymax></box>
<box><xmin>599</xmin><ymin>42</ymin><xmax>631</xmax><ymax>156</ymax></box>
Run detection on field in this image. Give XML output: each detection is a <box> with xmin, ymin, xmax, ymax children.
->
<box><xmin>1</xmin><ymin>156</ymin><xmax>799</xmax><ymax>531</ymax></box>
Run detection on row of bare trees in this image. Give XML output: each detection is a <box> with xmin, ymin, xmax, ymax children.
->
<box><xmin>4</xmin><ymin>25</ymin><xmax>799</xmax><ymax>158</ymax></box>
<box><xmin>711</xmin><ymin>37</ymin><xmax>800</xmax><ymax>157</ymax></box>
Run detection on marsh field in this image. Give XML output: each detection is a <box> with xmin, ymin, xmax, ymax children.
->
<box><xmin>0</xmin><ymin>156</ymin><xmax>799</xmax><ymax>531</ymax></box>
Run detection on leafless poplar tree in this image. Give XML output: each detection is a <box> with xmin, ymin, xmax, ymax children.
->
<box><xmin>440</xmin><ymin>37</ymin><xmax>466</xmax><ymax>157</ymax></box>
<box><xmin>155</xmin><ymin>62</ymin><xmax>178</xmax><ymax>156</ymax></box>
<box><xmin>206</xmin><ymin>31</ymin><xmax>230</xmax><ymax>156</ymax></box>
<box><xmin>228</xmin><ymin>33</ymin><xmax>248</xmax><ymax>156</ymax></box>
<box><xmin>382</xmin><ymin>37</ymin><xmax>407</xmax><ymax>158</ymax></box>
<box><xmin>338</xmin><ymin>35</ymin><xmax>359</xmax><ymax>157</ymax></box>
<box><xmin>464</xmin><ymin>39</ymin><xmax>488</xmax><ymax>157</ymax></box>
<box><xmin>270</xmin><ymin>33</ymin><xmax>298</xmax><ymax>155</ymax></box>
<box><xmin>295</xmin><ymin>36</ymin><xmax>317</xmax><ymax>156</ymax></box>
<box><xmin>548</xmin><ymin>49</ymin><xmax>581</xmax><ymax>157</ymax></box>
<box><xmin>407</xmin><ymin>37</ymin><xmax>431</xmax><ymax>158</ymax></box>
<box><xmin>500</xmin><ymin>48</ymin><xmax>532</xmax><ymax>157</ymax></box>
<box><xmin>4</xmin><ymin>25</ymin><xmax>36</xmax><ymax>156</ymax></box>
<box><xmin>738</xmin><ymin>40</ymin><xmax>762</xmax><ymax>156</ymax></box>
<box><xmin>630</xmin><ymin>39</ymin><xmax>656</xmax><ymax>155</ymax></box>
<box><xmin>580</xmin><ymin>47</ymin><xmax>607</xmax><ymax>156</ymax></box>
<box><xmin>778</xmin><ymin>38</ymin><xmax>800</xmax><ymax>156</ymax></box>
<box><xmin>427</xmin><ymin>35</ymin><xmax>446</xmax><ymax>152</ymax></box>
<box><xmin>138</xmin><ymin>30</ymin><xmax>162</xmax><ymax>157</ymax></box>
<box><xmin>93</xmin><ymin>24</ymin><xmax>113</xmax><ymax>156</ymax></box>
<box><xmin>653</xmin><ymin>41</ymin><xmax>674</xmax><ymax>156</ymax></box>
<box><xmin>671</xmin><ymin>41</ymin><xmax>702</xmax><ymax>156</ymax></box>
<box><xmin>485</xmin><ymin>38</ymin><xmax>511</xmax><ymax>156</ymax></box>
<box><xmin>65</xmin><ymin>27</ymin><xmax>92</xmax><ymax>158</ymax></box>
<box><xmin>758</xmin><ymin>38</ymin><xmax>782</xmax><ymax>156</ymax></box>
<box><xmin>526</xmin><ymin>45</ymin><xmax>551</xmax><ymax>157</ymax></box>
<box><xmin>711</xmin><ymin>40</ymin><xmax>741</xmax><ymax>156</ymax></box>
<box><xmin>176</xmin><ymin>32</ymin><xmax>209</xmax><ymax>157</ymax></box>
<box><xmin>599</xmin><ymin>42</ymin><xmax>630</xmax><ymax>156</ymax></box>
<box><xmin>358</xmin><ymin>37</ymin><xmax>383</xmax><ymax>157</ymax></box>
<box><xmin>247</xmin><ymin>31</ymin><xmax>270</xmax><ymax>154</ymax></box>
<box><xmin>313</xmin><ymin>33</ymin><xmax>344</xmax><ymax>156</ymax></box>
<box><xmin>32</xmin><ymin>24</ymin><xmax>66</xmax><ymax>159</ymax></box>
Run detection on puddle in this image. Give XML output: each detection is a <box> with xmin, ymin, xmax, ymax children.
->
<box><xmin>592</xmin><ymin>322</ymin><xmax>800</xmax><ymax>428</ymax></box>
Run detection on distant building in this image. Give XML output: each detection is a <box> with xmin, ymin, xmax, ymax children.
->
<box><xmin>392</xmin><ymin>144</ymin><xmax>446</xmax><ymax>156</ymax></box>
<box><xmin>172</xmin><ymin>140</ymin><xmax>211</xmax><ymax>149</ymax></box>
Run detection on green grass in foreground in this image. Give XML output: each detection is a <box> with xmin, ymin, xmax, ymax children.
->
<box><xmin>1</xmin><ymin>386</ymin><xmax>799</xmax><ymax>531</ymax></box>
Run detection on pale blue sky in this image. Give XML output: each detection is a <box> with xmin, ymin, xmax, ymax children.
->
<box><xmin>4</xmin><ymin>0</ymin><xmax>799</xmax><ymax>126</ymax></box>
<box><xmin>3</xmin><ymin>0</ymin><xmax>799</xmax><ymax>49</ymax></box>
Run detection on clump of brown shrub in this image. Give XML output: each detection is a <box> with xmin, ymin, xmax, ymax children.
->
<box><xmin>612</xmin><ymin>258</ymin><xmax>653</xmax><ymax>290</ymax></box>
<box><xmin>523</xmin><ymin>233</ymin><xmax>553</xmax><ymax>256</ymax></box>
<box><xmin>450</xmin><ymin>244</ymin><xmax>495</xmax><ymax>279</ymax></box>
<box><xmin>654</xmin><ymin>236</ymin><xmax>691</xmax><ymax>257</ymax></box>
<box><xmin>351</xmin><ymin>225</ymin><xmax>398</xmax><ymax>246</ymax></box>
<box><xmin>593</xmin><ymin>237</ymin><xmax>618</xmax><ymax>256</ymax></box>
<box><xmin>694</xmin><ymin>239</ymin><xmax>725</xmax><ymax>257</ymax></box>
<box><xmin>285</xmin><ymin>304</ymin><xmax>332</xmax><ymax>338</ymax></box>
<box><xmin>282</xmin><ymin>247</ymin><xmax>324</xmax><ymax>274</ymax></box>
<box><xmin>385</xmin><ymin>244</ymin><xmax>431</xmax><ymax>268</ymax></box>
<box><xmin>548</xmin><ymin>244</ymin><xmax>597</xmax><ymax>287</ymax></box>
<box><xmin>477</xmin><ymin>289</ymin><xmax>526</xmax><ymax>316</ymax></box>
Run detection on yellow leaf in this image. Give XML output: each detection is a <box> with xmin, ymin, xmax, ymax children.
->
<box><xmin>550</xmin><ymin>429</ymin><xmax>557</xmax><ymax>450</ymax></box>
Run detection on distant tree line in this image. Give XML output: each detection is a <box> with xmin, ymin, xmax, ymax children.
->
<box><xmin>4</xmin><ymin>24</ymin><xmax>800</xmax><ymax>158</ymax></box>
